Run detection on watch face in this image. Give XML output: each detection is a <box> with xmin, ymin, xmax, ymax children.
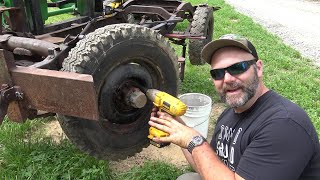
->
<box><xmin>188</xmin><ymin>135</ymin><xmax>206</xmax><ymax>154</ymax></box>
<box><xmin>193</xmin><ymin>136</ymin><xmax>204</xmax><ymax>145</ymax></box>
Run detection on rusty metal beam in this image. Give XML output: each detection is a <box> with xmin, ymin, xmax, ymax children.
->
<box><xmin>175</xmin><ymin>2</ymin><xmax>194</xmax><ymax>18</ymax></box>
<box><xmin>0</xmin><ymin>49</ymin><xmax>99</xmax><ymax>121</ymax></box>
<box><xmin>10</xmin><ymin>67</ymin><xmax>99</xmax><ymax>120</ymax></box>
<box><xmin>124</xmin><ymin>5</ymin><xmax>172</xmax><ymax>20</ymax></box>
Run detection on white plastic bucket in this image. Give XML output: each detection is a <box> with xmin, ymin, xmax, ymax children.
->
<box><xmin>179</xmin><ymin>93</ymin><xmax>212</xmax><ymax>138</ymax></box>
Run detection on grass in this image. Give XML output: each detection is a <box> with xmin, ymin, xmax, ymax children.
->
<box><xmin>0</xmin><ymin>118</ymin><xmax>112</xmax><ymax>179</ymax></box>
<box><xmin>116</xmin><ymin>161</ymin><xmax>184</xmax><ymax>180</ymax></box>
<box><xmin>1</xmin><ymin>0</ymin><xmax>320</xmax><ymax>178</ymax></box>
<box><xmin>0</xmin><ymin>118</ymin><xmax>185</xmax><ymax>179</ymax></box>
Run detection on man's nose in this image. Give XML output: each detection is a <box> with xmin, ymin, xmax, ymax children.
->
<box><xmin>223</xmin><ymin>71</ymin><xmax>237</xmax><ymax>82</ymax></box>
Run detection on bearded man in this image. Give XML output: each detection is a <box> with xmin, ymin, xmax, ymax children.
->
<box><xmin>149</xmin><ymin>34</ymin><xmax>320</xmax><ymax>180</ymax></box>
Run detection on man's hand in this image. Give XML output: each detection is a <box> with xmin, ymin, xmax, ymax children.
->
<box><xmin>149</xmin><ymin>110</ymin><xmax>200</xmax><ymax>148</ymax></box>
<box><xmin>150</xmin><ymin>110</ymin><xmax>243</xmax><ymax>180</ymax></box>
<box><xmin>151</xmin><ymin>107</ymin><xmax>186</xmax><ymax>125</ymax></box>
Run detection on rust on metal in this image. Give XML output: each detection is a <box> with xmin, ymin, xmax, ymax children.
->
<box><xmin>4</xmin><ymin>85</ymin><xmax>29</xmax><ymax>123</ymax></box>
<box><xmin>0</xmin><ymin>49</ymin><xmax>98</xmax><ymax>121</ymax></box>
<box><xmin>124</xmin><ymin>5</ymin><xmax>172</xmax><ymax>20</ymax></box>
<box><xmin>164</xmin><ymin>33</ymin><xmax>206</xmax><ymax>39</ymax></box>
<box><xmin>0</xmin><ymin>7</ymin><xmax>19</xmax><ymax>12</ymax></box>
<box><xmin>0</xmin><ymin>6</ymin><xmax>24</xmax><ymax>33</ymax></box>
<box><xmin>175</xmin><ymin>2</ymin><xmax>195</xmax><ymax>18</ymax></box>
<box><xmin>0</xmin><ymin>51</ymin><xmax>11</xmax><ymax>123</ymax></box>
<box><xmin>0</xmin><ymin>49</ymin><xmax>15</xmax><ymax>85</ymax></box>
<box><xmin>7</xmin><ymin>100</ymin><xmax>29</xmax><ymax>123</ymax></box>
<box><xmin>37</xmin><ymin>36</ymin><xmax>65</xmax><ymax>44</ymax></box>
<box><xmin>0</xmin><ymin>85</ymin><xmax>26</xmax><ymax>123</ymax></box>
<box><xmin>9</xmin><ymin>67</ymin><xmax>99</xmax><ymax>120</ymax></box>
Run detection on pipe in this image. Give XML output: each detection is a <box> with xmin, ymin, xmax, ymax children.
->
<box><xmin>0</xmin><ymin>35</ymin><xmax>59</xmax><ymax>57</ymax></box>
<box><xmin>47</xmin><ymin>6</ymin><xmax>75</xmax><ymax>17</ymax></box>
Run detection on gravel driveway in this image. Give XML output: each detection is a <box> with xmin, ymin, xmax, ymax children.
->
<box><xmin>225</xmin><ymin>0</ymin><xmax>320</xmax><ymax>66</ymax></box>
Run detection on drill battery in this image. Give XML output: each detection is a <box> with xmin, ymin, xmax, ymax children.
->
<box><xmin>148</xmin><ymin>126</ymin><xmax>170</xmax><ymax>148</ymax></box>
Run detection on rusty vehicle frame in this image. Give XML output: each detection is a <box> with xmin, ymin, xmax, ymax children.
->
<box><xmin>0</xmin><ymin>0</ymin><xmax>217</xmax><ymax>159</ymax></box>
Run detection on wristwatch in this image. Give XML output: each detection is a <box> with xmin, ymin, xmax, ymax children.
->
<box><xmin>187</xmin><ymin>135</ymin><xmax>206</xmax><ymax>154</ymax></box>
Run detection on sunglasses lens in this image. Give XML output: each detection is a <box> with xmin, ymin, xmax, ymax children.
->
<box><xmin>210</xmin><ymin>69</ymin><xmax>225</xmax><ymax>80</ymax></box>
<box><xmin>228</xmin><ymin>62</ymin><xmax>249</xmax><ymax>75</ymax></box>
<box><xmin>210</xmin><ymin>60</ymin><xmax>255</xmax><ymax>80</ymax></box>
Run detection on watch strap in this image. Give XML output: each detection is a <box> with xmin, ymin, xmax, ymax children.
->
<box><xmin>187</xmin><ymin>135</ymin><xmax>206</xmax><ymax>154</ymax></box>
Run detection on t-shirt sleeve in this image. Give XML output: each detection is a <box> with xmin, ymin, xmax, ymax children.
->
<box><xmin>236</xmin><ymin>118</ymin><xmax>315</xmax><ymax>180</ymax></box>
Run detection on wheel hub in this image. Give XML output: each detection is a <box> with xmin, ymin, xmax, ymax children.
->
<box><xmin>99</xmin><ymin>63</ymin><xmax>152</xmax><ymax>125</ymax></box>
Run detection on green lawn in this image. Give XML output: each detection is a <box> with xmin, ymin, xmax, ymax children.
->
<box><xmin>0</xmin><ymin>0</ymin><xmax>319</xmax><ymax>179</ymax></box>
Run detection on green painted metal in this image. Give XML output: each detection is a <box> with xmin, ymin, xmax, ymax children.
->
<box><xmin>3</xmin><ymin>0</ymin><xmax>13</xmax><ymax>7</ymax></box>
<box><xmin>1</xmin><ymin>0</ymin><xmax>91</xmax><ymax>31</ymax></box>
<box><xmin>40</xmin><ymin>0</ymin><xmax>48</xmax><ymax>21</ymax></box>
<box><xmin>76</xmin><ymin>0</ymin><xmax>86</xmax><ymax>16</ymax></box>
<box><xmin>1</xmin><ymin>0</ymin><xmax>13</xmax><ymax>30</ymax></box>
<box><xmin>47</xmin><ymin>5</ymin><xmax>75</xmax><ymax>17</ymax></box>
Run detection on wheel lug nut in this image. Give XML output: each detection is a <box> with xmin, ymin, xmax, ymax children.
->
<box><xmin>126</xmin><ymin>88</ymin><xmax>147</xmax><ymax>108</ymax></box>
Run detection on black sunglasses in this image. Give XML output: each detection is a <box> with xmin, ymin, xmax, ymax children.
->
<box><xmin>210</xmin><ymin>59</ymin><xmax>257</xmax><ymax>80</ymax></box>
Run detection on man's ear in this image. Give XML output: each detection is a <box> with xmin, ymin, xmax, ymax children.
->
<box><xmin>256</xmin><ymin>59</ymin><xmax>263</xmax><ymax>78</ymax></box>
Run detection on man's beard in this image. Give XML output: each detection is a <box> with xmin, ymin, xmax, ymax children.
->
<box><xmin>219</xmin><ymin>68</ymin><xmax>259</xmax><ymax>108</ymax></box>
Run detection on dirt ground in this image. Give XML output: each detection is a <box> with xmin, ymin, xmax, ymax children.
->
<box><xmin>44</xmin><ymin>103</ymin><xmax>225</xmax><ymax>173</ymax></box>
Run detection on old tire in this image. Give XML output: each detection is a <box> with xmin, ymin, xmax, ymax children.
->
<box><xmin>188</xmin><ymin>6</ymin><xmax>214</xmax><ymax>65</ymax></box>
<box><xmin>58</xmin><ymin>24</ymin><xmax>179</xmax><ymax>160</ymax></box>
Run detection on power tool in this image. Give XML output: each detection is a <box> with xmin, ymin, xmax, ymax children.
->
<box><xmin>104</xmin><ymin>0</ymin><xmax>126</xmax><ymax>15</ymax></box>
<box><xmin>146</xmin><ymin>89</ymin><xmax>187</xmax><ymax>148</ymax></box>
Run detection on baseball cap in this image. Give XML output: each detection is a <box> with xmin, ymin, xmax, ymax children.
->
<box><xmin>201</xmin><ymin>34</ymin><xmax>259</xmax><ymax>64</ymax></box>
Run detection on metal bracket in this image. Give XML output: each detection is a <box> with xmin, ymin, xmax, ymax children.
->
<box><xmin>0</xmin><ymin>84</ymin><xmax>24</xmax><ymax>124</ymax></box>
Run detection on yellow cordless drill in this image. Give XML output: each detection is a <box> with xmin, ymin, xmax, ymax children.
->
<box><xmin>146</xmin><ymin>89</ymin><xmax>187</xmax><ymax>148</ymax></box>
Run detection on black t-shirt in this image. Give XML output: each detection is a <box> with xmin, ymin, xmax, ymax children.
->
<box><xmin>210</xmin><ymin>90</ymin><xmax>320</xmax><ymax>180</ymax></box>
